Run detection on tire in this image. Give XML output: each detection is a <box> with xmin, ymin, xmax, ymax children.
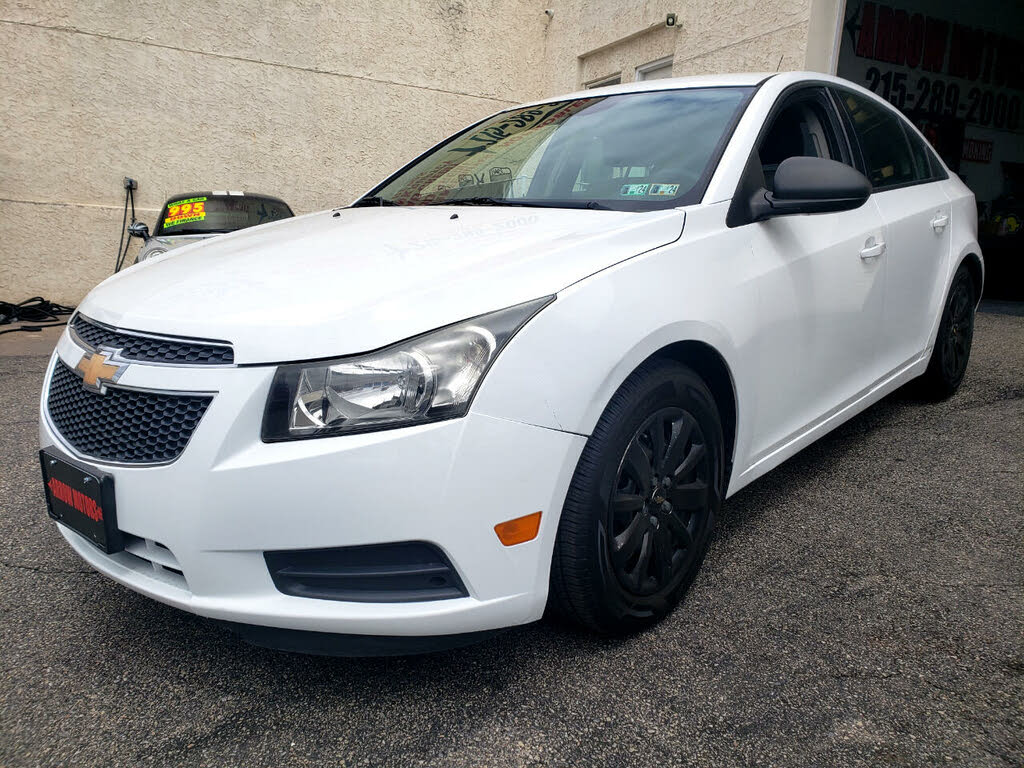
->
<box><xmin>549</xmin><ymin>359</ymin><xmax>724</xmax><ymax>634</ymax></box>
<box><xmin>914</xmin><ymin>264</ymin><xmax>977</xmax><ymax>400</ymax></box>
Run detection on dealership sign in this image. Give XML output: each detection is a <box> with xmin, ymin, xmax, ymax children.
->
<box><xmin>840</xmin><ymin>1</ymin><xmax>1023</xmax><ymax>133</ymax></box>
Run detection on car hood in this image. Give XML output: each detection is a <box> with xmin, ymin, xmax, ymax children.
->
<box><xmin>80</xmin><ymin>205</ymin><xmax>685</xmax><ymax>364</ymax></box>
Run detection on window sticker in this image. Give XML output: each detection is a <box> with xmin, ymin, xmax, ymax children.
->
<box><xmin>648</xmin><ymin>183</ymin><xmax>680</xmax><ymax>196</ymax></box>
<box><xmin>391</xmin><ymin>99</ymin><xmax>599</xmax><ymax>204</ymax></box>
<box><xmin>619</xmin><ymin>183</ymin><xmax>679</xmax><ymax>197</ymax></box>
<box><xmin>449</xmin><ymin>101</ymin><xmax>597</xmax><ymax>159</ymax></box>
<box><xmin>164</xmin><ymin>197</ymin><xmax>207</xmax><ymax>228</ymax></box>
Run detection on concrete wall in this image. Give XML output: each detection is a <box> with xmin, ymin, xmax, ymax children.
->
<box><xmin>0</xmin><ymin>0</ymin><xmax>545</xmax><ymax>303</ymax></box>
<box><xmin>540</xmin><ymin>0</ymin><xmax>820</xmax><ymax>94</ymax></box>
<box><xmin>0</xmin><ymin>0</ymin><xmax>828</xmax><ymax>305</ymax></box>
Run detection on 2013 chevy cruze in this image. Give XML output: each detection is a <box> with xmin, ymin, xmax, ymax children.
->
<box><xmin>40</xmin><ymin>72</ymin><xmax>982</xmax><ymax>655</ymax></box>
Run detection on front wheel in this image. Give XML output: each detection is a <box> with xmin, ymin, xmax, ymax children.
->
<box><xmin>915</xmin><ymin>265</ymin><xmax>977</xmax><ymax>400</ymax></box>
<box><xmin>549</xmin><ymin>359</ymin><xmax>724</xmax><ymax>634</ymax></box>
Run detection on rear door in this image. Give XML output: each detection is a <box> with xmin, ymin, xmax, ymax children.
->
<box><xmin>833</xmin><ymin>88</ymin><xmax>953</xmax><ymax>375</ymax></box>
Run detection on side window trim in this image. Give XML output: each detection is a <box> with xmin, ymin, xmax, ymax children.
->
<box><xmin>814</xmin><ymin>88</ymin><xmax>855</xmax><ymax>166</ymax></box>
<box><xmin>827</xmin><ymin>87</ymin><xmax>869</xmax><ymax>177</ymax></box>
<box><xmin>814</xmin><ymin>88</ymin><xmax>857</xmax><ymax>168</ymax></box>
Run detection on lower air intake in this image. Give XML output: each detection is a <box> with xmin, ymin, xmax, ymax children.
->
<box><xmin>264</xmin><ymin>541</ymin><xmax>468</xmax><ymax>603</ymax></box>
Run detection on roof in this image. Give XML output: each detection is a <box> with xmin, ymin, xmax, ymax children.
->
<box><xmin>517</xmin><ymin>72</ymin><xmax>776</xmax><ymax>110</ymax></box>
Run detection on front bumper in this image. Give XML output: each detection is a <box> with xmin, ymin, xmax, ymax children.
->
<box><xmin>40</xmin><ymin>331</ymin><xmax>586</xmax><ymax>638</ymax></box>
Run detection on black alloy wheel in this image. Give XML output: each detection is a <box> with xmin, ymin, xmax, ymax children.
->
<box><xmin>916</xmin><ymin>264</ymin><xmax>977</xmax><ymax>400</ymax></box>
<box><xmin>549</xmin><ymin>359</ymin><xmax>723</xmax><ymax>634</ymax></box>
<box><xmin>609</xmin><ymin>407</ymin><xmax>710</xmax><ymax>597</ymax></box>
<box><xmin>941</xmin><ymin>275</ymin><xmax>974</xmax><ymax>382</ymax></box>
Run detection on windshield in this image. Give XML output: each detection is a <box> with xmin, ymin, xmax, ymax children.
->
<box><xmin>365</xmin><ymin>87</ymin><xmax>753</xmax><ymax>211</ymax></box>
<box><xmin>156</xmin><ymin>195</ymin><xmax>293</xmax><ymax>236</ymax></box>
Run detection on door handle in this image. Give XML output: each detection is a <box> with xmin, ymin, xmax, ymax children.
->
<box><xmin>931</xmin><ymin>213</ymin><xmax>949</xmax><ymax>232</ymax></box>
<box><xmin>859</xmin><ymin>240</ymin><xmax>886</xmax><ymax>260</ymax></box>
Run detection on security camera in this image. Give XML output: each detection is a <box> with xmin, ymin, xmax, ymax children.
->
<box><xmin>544</xmin><ymin>8</ymin><xmax>554</xmax><ymax>18</ymax></box>
<box><xmin>666</xmin><ymin>12</ymin><xmax>677</xmax><ymax>27</ymax></box>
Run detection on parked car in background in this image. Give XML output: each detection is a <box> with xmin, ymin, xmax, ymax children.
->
<box><xmin>40</xmin><ymin>72</ymin><xmax>982</xmax><ymax>655</ymax></box>
<box><xmin>130</xmin><ymin>191</ymin><xmax>294</xmax><ymax>263</ymax></box>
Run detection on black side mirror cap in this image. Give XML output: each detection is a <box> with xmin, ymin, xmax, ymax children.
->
<box><xmin>127</xmin><ymin>221</ymin><xmax>150</xmax><ymax>240</ymax></box>
<box><xmin>728</xmin><ymin>155</ymin><xmax>872</xmax><ymax>227</ymax></box>
<box><xmin>757</xmin><ymin>156</ymin><xmax>872</xmax><ymax>219</ymax></box>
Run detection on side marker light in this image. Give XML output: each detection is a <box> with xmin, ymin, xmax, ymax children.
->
<box><xmin>494</xmin><ymin>512</ymin><xmax>542</xmax><ymax>546</ymax></box>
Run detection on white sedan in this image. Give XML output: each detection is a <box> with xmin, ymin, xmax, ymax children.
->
<box><xmin>39</xmin><ymin>72</ymin><xmax>982</xmax><ymax>655</ymax></box>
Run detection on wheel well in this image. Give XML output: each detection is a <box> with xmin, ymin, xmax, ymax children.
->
<box><xmin>960</xmin><ymin>253</ymin><xmax>984</xmax><ymax>304</ymax></box>
<box><xmin>649</xmin><ymin>341</ymin><xmax>737</xmax><ymax>485</ymax></box>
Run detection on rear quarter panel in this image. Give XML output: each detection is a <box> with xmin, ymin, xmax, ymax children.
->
<box><xmin>931</xmin><ymin>175</ymin><xmax>983</xmax><ymax>351</ymax></box>
<box><xmin>946</xmin><ymin>175</ymin><xmax>983</xmax><ymax>282</ymax></box>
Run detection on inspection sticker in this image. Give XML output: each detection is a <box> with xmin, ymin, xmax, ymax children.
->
<box><xmin>648</xmin><ymin>183</ymin><xmax>680</xmax><ymax>196</ymax></box>
<box><xmin>620</xmin><ymin>184</ymin><xmax>650</xmax><ymax>196</ymax></box>
<box><xmin>164</xmin><ymin>197</ymin><xmax>207</xmax><ymax>228</ymax></box>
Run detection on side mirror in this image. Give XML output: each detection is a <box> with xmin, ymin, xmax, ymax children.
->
<box><xmin>128</xmin><ymin>221</ymin><xmax>150</xmax><ymax>240</ymax></box>
<box><xmin>750</xmin><ymin>156</ymin><xmax>872</xmax><ymax>222</ymax></box>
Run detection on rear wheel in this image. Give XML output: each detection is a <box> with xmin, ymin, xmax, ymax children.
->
<box><xmin>549</xmin><ymin>359</ymin><xmax>723</xmax><ymax>634</ymax></box>
<box><xmin>915</xmin><ymin>265</ymin><xmax>977</xmax><ymax>400</ymax></box>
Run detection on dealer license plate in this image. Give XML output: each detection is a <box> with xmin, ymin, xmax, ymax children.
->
<box><xmin>40</xmin><ymin>450</ymin><xmax>123</xmax><ymax>554</ymax></box>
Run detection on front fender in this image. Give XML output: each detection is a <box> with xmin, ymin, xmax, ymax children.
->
<box><xmin>475</xmin><ymin>286</ymin><xmax>742</xmax><ymax>439</ymax></box>
<box><xmin>472</xmin><ymin>213</ymin><xmax>755</xmax><ymax>463</ymax></box>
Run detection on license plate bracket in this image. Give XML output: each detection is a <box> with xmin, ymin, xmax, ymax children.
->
<box><xmin>39</xmin><ymin>450</ymin><xmax>123</xmax><ymax>554</ymax></box>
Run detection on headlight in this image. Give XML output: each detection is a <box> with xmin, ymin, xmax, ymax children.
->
<box><xmin>261</xmin><ymin>296</ymin><xmax>553</xmax><ymax>440</ymax></box>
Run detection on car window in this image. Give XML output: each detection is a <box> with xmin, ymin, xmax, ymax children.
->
<box><xmin>836</xmin><ymin>90</ymin><xmax>916</xmax><ymax>190</ymax></box>
<box><xmin>368</xmin><ymin>87</ymin><xmax>753</xmax><ymax>211</ymax></box>
<box><xmin>758</xmin><ymin>93</ymin><xmax>846</xmax><ymax>192</ymax></box>
<box><xmin>157</xmin><ymin>195</ymin><xmax>293</xmax><ymax>236</ymax></box>
<box><xmin>902</xmin><ymin>126</ymin><xmax>945</xmax><ymax>182</ymax></box>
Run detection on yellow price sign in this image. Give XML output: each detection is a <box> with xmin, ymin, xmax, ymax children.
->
<box><xmin>164</xmin><ymin>197</ymin><xmax>208</xmax><ymax>228</ymax></box>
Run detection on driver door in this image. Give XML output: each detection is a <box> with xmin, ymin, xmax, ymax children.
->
<box><xmin>744</xmin><ymin>88</ymin><xmax>888</xmax><ymax>463</ymax></box>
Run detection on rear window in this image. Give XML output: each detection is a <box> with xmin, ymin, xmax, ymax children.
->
<box><xmin>157</xmin><ymin>195</ymin><xmax>293</xmax><ymax>236</ymax></box>
<box><xmin>836</xmin><ymin>90</ymin><xmax>916</xmax><ymax>190</ymax></box>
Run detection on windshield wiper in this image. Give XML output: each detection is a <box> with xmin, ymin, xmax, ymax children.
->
<box><xmin>424</xmin><ymin>196</ymin><xmax>521</xmax><ymax>207</ymax></box>
<box><xmin>350</xmin><ymin>195</ymin><xmax>400</xmax><ymax>208</ymax></box>
<box><xmin>424</xmin><ymin>197</ymin><xmax>611</xmax><ymax>210</ymax></box>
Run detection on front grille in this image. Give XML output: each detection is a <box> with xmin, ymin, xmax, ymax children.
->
<box><xmin>70</xmin><ymin>314</ymin><xmax>234</xmax><ymax>365</ymax></box>
<box><xmin>47</xmin><ymin>360</ymin><xmax>212</xmax><ymax>464</ymax></box>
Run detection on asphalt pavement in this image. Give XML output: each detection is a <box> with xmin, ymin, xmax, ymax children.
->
<box><xmin>1</xmin><ymin>307</ymin><xmax>1021</xmax><ymax>767</ymax></box>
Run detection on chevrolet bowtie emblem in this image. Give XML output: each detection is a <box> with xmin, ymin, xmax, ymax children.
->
<box><xmin>75</xmin><ymin>350</ymin><xmax>125</xmax><ymax>393</ymax></box>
